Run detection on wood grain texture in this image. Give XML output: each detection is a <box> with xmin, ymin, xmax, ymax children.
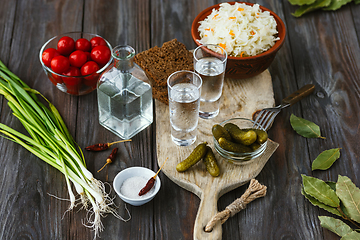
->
<box><xmin>156</xmin><ymin>71</ymin><xmax>278</xmax><ymax>240</ymax></box>
<box><xmin>82</xmin><ymin>1</ymin><xmax>156</xmax><ymax>240</ymax></box>
<box><xmin>264</xmin><ymin>1</ymin><xmax>360</xmax><ymax>240</ymax></box>
<box><xmin>0</xmin><ymin>0</ymin><xmax>83</xmax><ymax>239</ymax></box>
<box><xmin>0</xmin><ymin>0</ymin><xmax>359</xmax><ymax>239</ymax></box>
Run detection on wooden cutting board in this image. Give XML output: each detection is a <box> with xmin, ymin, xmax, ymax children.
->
<box><xmin>156</xmin><ymin>70</ymin><xmax>279</xmax><ymax>240</ymax></box>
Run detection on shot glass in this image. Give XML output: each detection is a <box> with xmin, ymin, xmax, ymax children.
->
<box><xmin>193</xmin><ymin>44</ymin><xmax>227</xmax><ymax>119</ymax></box>
<box><xmin>167</xmin><ymin>70</ymin><xmax>202</xmax><ymax>146</ymax></box>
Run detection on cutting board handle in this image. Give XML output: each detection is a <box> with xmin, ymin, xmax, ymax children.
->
<box><xmin>193</xmin><ymin>188</ymin><xmax>221</xmax><ymax>240</ymax></box>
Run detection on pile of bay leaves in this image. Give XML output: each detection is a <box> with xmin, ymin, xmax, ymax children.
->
<box><xmin>289</xmin><ymin>0</ymin><xmax>360</xmax><ymax>17</ymax></box>
<box><xmin>290</xmin><ymin>114</ymin><xmax>360</xmax><ymax>239</ymax></box>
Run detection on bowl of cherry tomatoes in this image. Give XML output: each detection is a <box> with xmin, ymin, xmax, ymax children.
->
<box><xmin>39</xmin><ymin>32</ymin><xmax>113</xmax><ymax>96</ymax></box>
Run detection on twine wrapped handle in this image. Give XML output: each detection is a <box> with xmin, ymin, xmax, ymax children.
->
<box><xmin>204</xmin><ymin>179</ymin><xmax>267</xmax><ymax>232</ymax></box>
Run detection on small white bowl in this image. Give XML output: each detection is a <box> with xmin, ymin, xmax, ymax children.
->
<box><xmin>113</xmin><ymin>167</ymin><xmax>161</xmax><ymax>206</ymax></box>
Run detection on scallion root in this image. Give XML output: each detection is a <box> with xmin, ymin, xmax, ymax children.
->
<box><xmin>0</xmin><ymin>60</ymin><xmax>131</xmax><ymax>238</ymax></box>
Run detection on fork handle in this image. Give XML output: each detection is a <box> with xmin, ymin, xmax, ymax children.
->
<box><xmin>282</xmin><ymin>84</ymin><xmax>315</xmax><ymax>106</ymax></box>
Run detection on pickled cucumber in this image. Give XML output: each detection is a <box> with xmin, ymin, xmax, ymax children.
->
<box><xmin>176</xmin><ymin>142</ymin><xmax>208</xmax><ymax>172</ymax></box>
<box><xmin>212</xmin><ymin>124</ymin><xmax>231</xmax><ymax>141</ymax></box>
<box><xmin>203</xmin><ymin>146</ymin><xmax>220</xmax><ymax>177</ymax></box>
<box><xmin>224</xmin><ymin>123</ymin><xmax>257</xmax><ymax>146</ymax></box>
<box><xmin>254</xmin><ymin>129</ymin><xmax>268</xmax><ymax>144</ymax></box>
<box><xmin>218</xmin><ymin>137</ymin><xmax>252</xmax><ymax>153</ymax></box>
<box><xmin>223</xmin><ymin>123</ymin><xmax>238</xmax><ymax>133</ymax></box>
<box><xmin>250</xmin><ymin>142</ymin><xmax>261</xmax><ymax>151</ymax></box>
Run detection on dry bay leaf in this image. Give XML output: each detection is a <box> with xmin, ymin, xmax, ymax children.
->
<box><xmin>312</xmin><ymin>148</ymin><xmax>341</xmax><ymax>170</ymax></box>
<box><xmin>323</xmin><ymin>0</ymin><xmax>352</xmax><ymax>10</ymax></box>
<box><xmin>302</xmin><ymin>188</ymin><xmax>342</xmax><ymax>216</ymax></box>
<box><xmin>289</xmin><ymin>0</ymin><xmax>360</xmax><ymax>17</ymax></box>
<box><xmin>327</xmin><ymin>181</ymin><xmax>336</xmax><ymax>191</ymax></box>
<box><xmin>319</xmin><ymin>216</ymin><xmax>353</xmax><ymax>237</ymax></box>
<box><xmin>290</xmin><ymin>114</ymin><xmax>325</xmax><ymax>139</ymax></box>
<box><xmin>292</xmin><ymin>0</ymin><xmax>331</xmax><ymax>17</ymax></box>
<box><xmin>336</xmin><ymin>175</ymin><xmax>360</xmax><ymax>224</ymax></box>
<box><xmin>288</xmin><ymin>0</ymin><xmax>317</xmax><ymax>5</ymax></box>
<box><xmin>341</xmin><ymin>231</ymin><xmax>360</xmax><ymax>239</ymax></box>
<box><xmin>302</xmin><ymin>175</ymin><xmax>340</xmax><ymax>207</ymax></box>
<box><xmin>326</xmin><ymin>182</ymin><xmax>351</xmax><ymax>217</ymax></box>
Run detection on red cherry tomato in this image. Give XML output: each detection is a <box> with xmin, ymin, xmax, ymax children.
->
<box><xmin>50</xmin><ymin>73</ymin><xmax>63</xmax><ymax>85</ymax></box>
<box><xmin>91</xmin><ymin>46</ymin><xmax>111</xmax><ymax>67</ymax></box>
<box><xmin>62</xmin><ymin>66</ymin><xmax>82</xmax><ymax>85</ymax></box>
<box><xmin>81</xmin><ymin>61</ymin><xmax>99</xmax><ymax>76</ymax></box>
<box><xmin>51</xmin><ymin>55</ymin><xmax>70</xmax><ymax>74</ymax></box>
<box><xmin>57</xmin><ymin>36</ymin><xmax>75</xmax><ymax>55</ymax></box>
<box><xmin>42</xmin><ymin>48</ymin><xmax>60</xmax><ymax>68</ymax></box>
<box><xmin>62</xmin><ymin>67</ymin><xmax>82</xmax><ymax>95</ymax></box>
<box><xmin>84</xmin><ymin>52</ymin><xmax>91</xmax><ymax>61</ymax></box>
<box><xmin>75</xmin><ymin>38</ymin><xmax>91</xmax><ymax>52</ymax></box>
<box><xmin>69</xmin><ymin>50</ymin><xmax>88</xmax><ymax>68</ymax></box>
<box><xmin>81</xmin><ymin>61</ymin><xmax>100</xmax><ymax>82</ymax></box>
<box><xmin>90</xmin><ymin>37</ymin><xmax>107</xmax><ymax>48</ymax></box>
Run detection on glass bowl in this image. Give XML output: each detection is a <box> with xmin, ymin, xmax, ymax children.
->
<box><xmin>113</xmin><ymin>167</ymin><xmax>161</xmax><ymax>206</ymax></box>
<box><xmin>213</xmin><ymin>117</ymin><xmax>267</xmax><ymax>164</ymax></box>
<box><xmin>39</xmin><ymin>32</ymin><xmax>113</xmax><ymax>96</ymax></box>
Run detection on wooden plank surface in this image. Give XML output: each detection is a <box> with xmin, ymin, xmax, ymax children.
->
<box><xmin>0</xmin><ymin>0</ymin><xmax>359</xmax><ymax>240</ymax></box>
<box><xmin>156</xmin><ymin>70</ymin><xmax>278</xmax><ymax>240</ymax></box>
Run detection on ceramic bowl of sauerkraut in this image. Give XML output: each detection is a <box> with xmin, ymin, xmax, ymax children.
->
<box><xmin>191</xmin><ymin>2</ymin><xmax>286</xmax><ymax>79</ymax></box>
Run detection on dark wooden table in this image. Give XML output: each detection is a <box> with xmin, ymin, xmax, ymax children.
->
<box><xmin>1</xmin><ymin>0</ymin><xmax>359</xmax><ymax>239</ymax></box>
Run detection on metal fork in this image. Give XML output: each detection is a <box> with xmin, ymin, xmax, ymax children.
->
<box><xmin>253</xmin><ymin>84</ymin><xmax>315</xmax><ymax>130</ymax></box>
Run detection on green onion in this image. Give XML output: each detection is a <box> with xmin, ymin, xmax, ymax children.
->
<box><xmin>0</xmin><ymin>60</ymin><xmax>130</xmax><ymax>237</ymax></box>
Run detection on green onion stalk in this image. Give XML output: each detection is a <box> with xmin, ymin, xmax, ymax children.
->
<box><xmin>0</xmin><ymin>60</ymin><xmax>130</xmax><ymax>237</ymax></box>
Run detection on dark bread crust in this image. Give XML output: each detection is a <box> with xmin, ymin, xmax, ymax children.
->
<box><xmin>134</xmin><ymin>39</ymin><xmax>193</xmax><ymax>105</ymax></box>
<box><xmin>152</xmin><ymin>88</ymin><xmax>169</xmax><ymax>105</ymax></box>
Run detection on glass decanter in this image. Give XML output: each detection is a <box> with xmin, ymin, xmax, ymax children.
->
<box><xmin>97</xmin><ymin>45</ymin><xmax>153</xmax><ymax>139</ymax></box>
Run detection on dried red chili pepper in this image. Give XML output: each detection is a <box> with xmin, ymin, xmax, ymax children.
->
<box><xmin>138</xmin><ymin>157</ymin><xmax>168</xmax><ymax>196</ymax></box>
<box><xmin>97</xmin><ymin>147</ymin><xmax>118</xmax><ymax>172</ymax></box>
<box><xmin>139</xmin><ymin>177</ymin><xmax>155</xmax><ymax>196</ymax></box>
<box><xmin>85</xmin><ymin>139</ymin><xmax>131</xmax><ymax>151</ymax></box>
<box><xmin>85</xmin><ymin>143</ymin><xmax>109</xmax><ymax>151</ymax></box>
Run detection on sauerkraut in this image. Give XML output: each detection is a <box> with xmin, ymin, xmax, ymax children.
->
<box><xmin>198</xmin><ymin>3</ymin><xmax>280</xmax><ymax>57</ymax></box>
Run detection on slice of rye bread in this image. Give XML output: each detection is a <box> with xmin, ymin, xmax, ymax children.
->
<box><xmin>134</xmin><ymin>39</ymin><xmax>193</xmax><ymax>105</ymax></box>
<box><xmin>152</xmin><ymin>87</ymin><xmax>169</xmax><ymax>105</ymax></box>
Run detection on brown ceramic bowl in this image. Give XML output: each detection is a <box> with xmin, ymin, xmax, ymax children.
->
<box><xmin>191</xmin><ymin>2</ymin><xmax>286</xmax><ymax>79</ymax></box>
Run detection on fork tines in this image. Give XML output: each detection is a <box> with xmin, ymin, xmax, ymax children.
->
<box><xmin>253</xmin><ymin>110</ymin><xmax>276</xmax><ymax>130</ymax></box>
